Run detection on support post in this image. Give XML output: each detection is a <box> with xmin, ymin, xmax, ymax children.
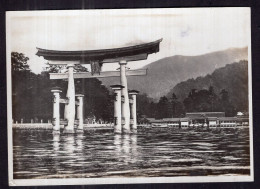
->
<box><xmin>64</xmin><ymin>64</ymin><xmax>76</xmax><ymax>134</ymax></box>
<box><xmin>76</xmin><ymin>94</ymin><xmax>84</xmax><ymax>133</ymax></box>
<box><xmin>111</xmin><ymin>85</ymin><xmax>124</xmax><ymax>134</ymax></box>
<box><xmin>51</xmin><ymin>88</ymin><xmax>62</xmax><ymax>134</ymax></box>
<box><xmin>119</xmin><ymin>60</ymin><xmax>131</xmax><ymax>133</ymax></box>
<box><xmin>82</xmin><ymin>79</ymin><xmax>86</xmax><ymax>121</ymax></box>
<box><xmin>129</xmin><ymin>90</ymin><xmax>139</xmax><ymax>133</ymax></box>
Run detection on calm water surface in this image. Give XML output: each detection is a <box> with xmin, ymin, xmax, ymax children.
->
<box><xmin>13</xmin><ymin>128</ymin><xmax>250</xmax><ymax>179</ymax></box>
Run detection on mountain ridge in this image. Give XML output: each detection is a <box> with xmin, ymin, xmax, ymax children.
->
<box><xmin>99</xmin><ymin>47</ymin><xmax>248</xmax><ymax>100</ymax></box>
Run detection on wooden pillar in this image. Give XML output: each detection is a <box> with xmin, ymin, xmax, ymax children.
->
<box><xmin>64</xmin><ymin>64</ymin><xmax>75</xmax><ymax>134</ymax></box>
<box><xmin>51</xmin><ymin>88</ymin><xmax>62</xmax><ymax>134</ymax></box>
<box><xmin>76</xmin><ymin>94</ymin><xmax>84</xmax><ymax>133</ymax></box>
<box><xmin>119</xmin><ymin>60</ymin><xmax>130</xmax><ymax>133</ymax></box>
<box><xmin>129</xmin><ymin>90</ymin><xmax>139</xmax><ymax>133</ymax></box>
<box><xmin>82</xmin><ymin>78</ymin><xmax>86</xmax><ymax>121</ymax></box>
<box><xmin>111</xmin><ymin>85</ymin><xmax>124</xmax><ymax>134</ymax></box>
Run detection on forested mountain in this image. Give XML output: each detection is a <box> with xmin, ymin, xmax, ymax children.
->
<box><xmin>100</xmin><ymin>47</ymin><xmax>248</xmax><ymax>100</ymax></box>
<box><xmin>166</xmin><ymin>60</ymin><xmax>249</xmax><ymax>112</ymax></box>
<box><xmin>136</xmin><ymin>60</ymin><xmax>248</xmax><ymax>119</ymax></box>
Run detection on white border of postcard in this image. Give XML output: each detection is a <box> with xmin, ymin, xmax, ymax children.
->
<box><xmin>6</xmin><ymin>8</ymin><xmax>254</xmax><ymax>186</ymax></box>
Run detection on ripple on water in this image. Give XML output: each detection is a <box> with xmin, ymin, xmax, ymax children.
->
<box><xmin>12</xmin><ymin>128</ymin><xmax>250</xmax><ymax>179</ymax></box>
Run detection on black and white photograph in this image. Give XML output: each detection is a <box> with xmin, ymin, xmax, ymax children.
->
<box><xmin>6</xmin><ymin>8</ymin><xmax>253</xmax><ymax>186</ymax></box>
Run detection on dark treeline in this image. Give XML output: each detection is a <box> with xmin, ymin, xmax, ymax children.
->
<box><xmin>137</xmin><ymin>86</ymin><xmax>236</xmax><ymax>121</ymax></box>
<box><xmin>12</xmin><ymin>52</ymin><xmax>113</xmax><ymax>123</ymax></box>
<box><xmin>136</xmin><ymin>93</ymin><xmax>185</xmax><ymax>120</ymax></box>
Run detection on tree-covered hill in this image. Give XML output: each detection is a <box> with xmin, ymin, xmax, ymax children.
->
<box><xmin>166</xmin><ymin>60</ymin><xmax>249</xmax><ymax>112</ymax></box>
<box><xmin>100</xmin><ymin>47</ymin><xmax>248</xmax><ymax>100</ymax></box>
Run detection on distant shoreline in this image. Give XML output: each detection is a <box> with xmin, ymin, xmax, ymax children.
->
<box><xmin>12</xmin><ymin>123</ymin><xmax>248</xmax><ymax>130</ymax></box>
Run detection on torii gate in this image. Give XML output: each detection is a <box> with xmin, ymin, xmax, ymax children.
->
<box><xmin>36</xmin><ymin>38</ymin><xmax>162</xmax><ymax>134</ymax></box>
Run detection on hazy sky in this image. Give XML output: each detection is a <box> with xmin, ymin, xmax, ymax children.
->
<box><xmin>7</xmin><ymin>8</ymin><xmax>250</xmax><ymax>74</ymax></box>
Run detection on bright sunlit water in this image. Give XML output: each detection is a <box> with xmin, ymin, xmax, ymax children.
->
<box><xmin>13</xmin><ymin>127</ymin><xmax>250</xmax><ymax>179</ymax></box>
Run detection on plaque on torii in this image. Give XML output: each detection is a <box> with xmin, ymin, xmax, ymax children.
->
<box><xmin>36</xmin><ymin>38</ymin><xmax>162</xmax><ymax>134</ymax></box>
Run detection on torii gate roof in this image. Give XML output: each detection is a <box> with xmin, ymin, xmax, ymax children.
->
<box><xmin>36</xmin><ymin>38</ymin><xmax>162</xmax><ymax>63</ymax></box>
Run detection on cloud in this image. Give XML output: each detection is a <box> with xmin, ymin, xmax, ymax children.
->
<box><xmin>7</xmin><ymin>8</ymin><xmax>250</xmax><ymax>74</ymax></box>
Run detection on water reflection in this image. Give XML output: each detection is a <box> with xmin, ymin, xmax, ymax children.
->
<box><xmin>130</xmin><ymin>134</ymin><xmax>138</xmax><ymax>163</ymax></box>
<box><xmin>75</xmin><ymin>133</ymin><xmax>83</xmax><ymax>151</ymax></box>
<box><xmin>63</xmin><ymin>134</ymin><xmax>76</xmax><ymax>155</ymax></box>
<box><xmin>122</xmin><ymin>134</ymin><xmax>130</xmax><ymax>154</ymax></box>
<box><xmin>13</xmin><ymin>128</ymin><xmax>250</xmax><ymax>179</ymax></box>
<box><xmin>130</xmin><ymin>134</ymin><xmax>137</xmax><ymax>149</ymax></box>
<box><xmin>52</xmin><ymin>133</ymin><xmax>61</xmax><ymax>173</ymax></box>
<box><xmin>114</xmin><ymin>134</ymin><xmax>138</xmax><ymax>164</ymax></box>
<box><xmin>53</xmin><ymin>133</ymin><xmax>60</xmax><ymax>152</ymax></box>
<box><xmin>114</xmin><ymin>134</ymin><xmax>122</xmax><ymax>156</ymax></box>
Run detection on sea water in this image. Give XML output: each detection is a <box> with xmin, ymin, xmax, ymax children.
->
<box><xmin>13</xmin><ymin>127</ymin><xmax>250</xmax><ymax>179</ymax></box>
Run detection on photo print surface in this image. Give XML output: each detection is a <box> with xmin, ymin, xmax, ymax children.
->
<box><xmin>6</xmin><ymin>8</ymin><xmax>253</xmax><ymax>186</ymax></box>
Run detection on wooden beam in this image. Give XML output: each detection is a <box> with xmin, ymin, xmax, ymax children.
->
<box><xmin>49</xmin><ymin>69</ymin><xmax>147</xmax><ymax>80</ymax></box>
<box><xmin>48</xmin><ymin>60</ymin><xmax>80</xmax><ymax>65</ymax></box>
<box><xmin>59</xmin><ymin>99</ymin><xmax>79</xmax><ymax>106</ymax></box>
<box><xmin>129</xmin><ymin>99</ymin><xmax>134</xmax><ymax>104</ymax></box>
<box><xmin>59</xmin><ymin>99</ymin><xmax>69</xmax><ymax>104</ymax></box>
<box><xmin>101</xmin><ymin>53</ymin><xmax>148</xmax><ymax>63</ymax></box>
<box><xmin>36</xmin><ymin>39</ymin><xmax>162</xmax><ymax>62</ymax></box>
<box><xmin>47</xmin><ymin>53</ymin><xmax>148</xmax><ymax>64</ymax></box>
